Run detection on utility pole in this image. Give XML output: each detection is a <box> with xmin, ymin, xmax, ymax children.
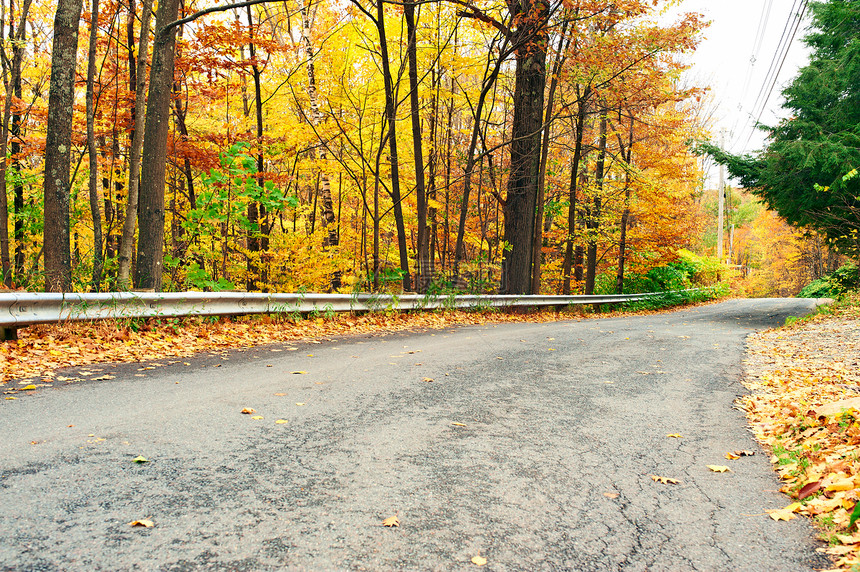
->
<box><xmin>717</xmin><ymin>130</ymin><xmax>725</xmax><ymax>261</ymax></box>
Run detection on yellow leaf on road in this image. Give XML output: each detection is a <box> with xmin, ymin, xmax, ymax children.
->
<box><xmin>451</xmin><ymin>422</ymin><xmax>467</xmax><ymax>427</ymax></box>
<box><xmin>651</xmin><ymin>475</ymin><xmax>679</xmax><ymax>484</ymax></box>
<box><xmin>471</xmin><ymin>556</ymin><xmax>487</xmax><ymax>566</ymax></box>
<box><xmin>666</xmin><ymin>434</ymin><xmax>683</xmax><ymax>438</ymax></box>
<box><xmin>291</xmin><ymin>371</ymin><xmax>307</xmax><ymax>375</ymax></box>
<box><xmin>275</xmin><ymin>419</ymin><xmax>288</xmax><ymax>424</ymax></box>
<box><xmin>382</xmin><ymin>515</ymin><xmax>399</xmax><ymax>527</ymax></box>
<box><xmin>251</xmin><ymin>416</ymin><xmax>264</xmax><ymax>420</ymax></box>
<box><xmin>128</xmin><ymin>519</ymin><xmax>154</xmax><ymax>527</ymax></box>
<box><xmin>707</xmin><ymin>465</ymin><xmax>731</xmax><ymax>473</ymax></box>
<box><xmin>725</xmin><ymin>452</ymin><xmax>741</xmax><ymax>460</ymax></box>
<box><xmin>241</xmin><ymin>408</ymin><xmax>256</xmax><ymax>414</ymax></box>
<box><xmin>132</xmin><ymin>456</ymin><xmax>149</xmax><ymax>463</ymax></box>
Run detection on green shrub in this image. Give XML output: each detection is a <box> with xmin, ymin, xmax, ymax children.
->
<box><xmin>797</xmin><ymin>263</ymin><xmax>859</xmax><ymax>299</ymax></box>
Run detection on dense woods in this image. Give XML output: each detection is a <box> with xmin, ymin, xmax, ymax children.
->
<box><xmin>1</xmin><ymin>0</ymin><xmax>712</xmax><ymax>294</ymax></box>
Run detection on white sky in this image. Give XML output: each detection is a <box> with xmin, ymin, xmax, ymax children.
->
<box><xmin>661</xmin><ymin>0</ymin><xmax>812</xmax><ymax>184</ymax></box>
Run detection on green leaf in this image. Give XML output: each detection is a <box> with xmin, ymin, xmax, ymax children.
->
<box><xmin>850</xmin><ymin>501</ymin><xmax>860</xmax><ymax>529</ymax></box>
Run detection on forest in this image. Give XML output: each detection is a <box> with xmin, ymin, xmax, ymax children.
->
<box><xmin>0</xmin><ymin>0</ymin><xmax>737</xmax><ymax>295</ymax></box>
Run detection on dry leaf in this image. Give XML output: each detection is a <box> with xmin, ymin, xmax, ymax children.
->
<box><xmin>422</xmin><ymin>377</ymin><xmax>434</xmax><ymax>382</ymax></box>
<box><xmin>604</xmin><ymin>492</ymin><xmax>619</xmax><ymax>499</ymax></box>
<box><xmin>132</xmin><ymin>456</ymin><xmax>149</xmax><ymax>463</ymax></box>
<box><xmin>382</xmin><ymin>515</ymin><xmax>400</xmax><ymax>527</ymax></box>
<box><xmin>451</xmin><ymin>422</ymin><xmax>467</xmax><ymax>427</ymax></box>
<box><xmin>128</xmin><ymin>519</ymin><xmax>154</xmax><ymax>527</ymax></box>
<box><xmin>240</xmin><ymin>408</ymin><xmax>256</xmax><ymax>414</ymax></box>
<box><xmin>291</xmin><ymin>371</ymin><xmax>307</xmax><ymax>375</ymax></box>
<box><xmin>251</xmin><ymin>415</ymin><xmax>264</xmax><ymax>420</ymax></box>
<box><xmin>733</xmin><ymin>450</ymin><xmax>755</xmax><ymax>457</ymax></box>
<box><xmin>666</xmin><ymin>434</ymin><xmax>683</xmax><ymax>438</ymax></box>
<box><xmin>725</xmin><ymin>452</ymin><xmax>741</xmax><ymax>460</ymax></box>
<box><xmin>798</xmin><ymin>480</ymin><xmax>823</xmax><ymax>500</ymax></box>
<box><xmin>766</xmin><ymin>508</ymin><xmax>797</xmax><ymax>521</ymax></box>
<box><xmin>295</xmin><ymin>402</ymin><xmax>305</xmax><ymax>406</ymax></box>
<box><xmin>651</xmin><ymin>475</ymin><xmax>679</xmax><ymax>484</ymax></box>
<box><xmin>471</xmin><ymin>556</ymin><xmax>487</xmax><ymax>566</ymax></box>
<box><xmin>274</xmin><ymin>393</ymin><xmax>286</xmax><ymax>396</ymax></box>
<box><xmin>707</xmin><ymin>465</ymin><xmax>731</xmax><ymax>473</ymax></box>
<box><xmin>275</xmin><ymin>419</ymin><xmax>288</xmax><ymax>424</ymax></box>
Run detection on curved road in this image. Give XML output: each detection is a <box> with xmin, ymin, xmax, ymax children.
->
<box><xmin>0</xmin><ymin>298</ymin><xmax>832</xmax><ymax>570</ymax></box>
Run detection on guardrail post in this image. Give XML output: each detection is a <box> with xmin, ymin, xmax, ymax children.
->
<box><xmin>2</xmin><ymin>326</ymin><xmax>18</xmax><ymax>341</ymax></box>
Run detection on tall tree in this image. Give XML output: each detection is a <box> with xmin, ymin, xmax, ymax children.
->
<box><xmin>500</xmin><ymin>0</ymin><xmax>550</xmax><ymax>294</ymax></box>
<box><xmin>117</xmin><ymin>0</ymin><xmax>153</xmax><ymax>288</ymax></box>
<box><xmin>43</xmin><ymin>0</ymin><xmax>84</xmax><ymax>292</ymax></box>
<box><xmin>85</xmin><ymin>0</ymin><xmax>103</xmax><ymax>290</ymax></box>
<box><xmin>135</xmin><ymin>0</ymin><xmax>181</xmax><ymax>290</ymax></box>
<box><xmin>0</xmin><ymin>0</ymin><xmax>31</xmax><ymax>286</ymax></box>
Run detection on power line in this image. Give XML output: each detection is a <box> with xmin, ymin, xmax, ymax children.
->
<box><xmin>734</xmin><ymin>0</ymin><xmax>808</xmax><ymax>152</ymax></box>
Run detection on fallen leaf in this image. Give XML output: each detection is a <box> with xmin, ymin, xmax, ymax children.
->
<box><xmin>295</xmin><ymin>402</ymin><xmax>305</xmax><ymax>406</ymax></box>
<box><xmin>765</xmin><ymin>508</ymin><xmax>797</xmax><ymax>521</ymax></box>
<box><xmin>132</xmin><ymin>456</ymin><xmax>149</xmax><ymax>463</ymax></box>
<box><xmin>725</xmin><ymin>452</ymin><xmax>741</xmax><ymax>460</ymax></box>
<box><xmin>128</xmin><ymin>519</ymin><xmax>154</xmax><ymax>527</ymax></box>
<box><xmin>18</xmin><ymin>385</ymin><xmax>37</xmax><ymax>391</ymax></box>
<box><xmin>471</xmin><ymin>555</ymin><xmax>487</xmax><ymax>566</ymax></box>
<box><xmin>274</xmin><ymin>393</ymin><xmax>286</xmax><ymax>396</ymax></box>
<box><xmin>826</xmin><ymin>478</ymin><xmax>855</xmax><ymax>492</ymax></box>
<box><xmin>798</xmin><ymin>480</ymin><xmax>822</xmax><ymax>500</ymax></box>
<box><xmin>275</xmin><ymin>419</ymin><xmax>289</xmax><ymax>424</ymax></box>
<box><xmin>422</xmin><ymin>377</ymin><xmax>434</xmax><ymax>382</ymax></box>
<box><xmin>251</xmin><ymin>415</ymin><xmax>264</xmax><ymax>420</ymax></box>
<box><xmin>241</xmin><ymin>408</ymin><xmax>256</xmax><ymax>414</ymax></box>
<box><xmin>382</xmin><ymin>515</ymin><xmax>399</xmax><ymax>527</ymax></box>
<box><xmin>451</xmin><ymin>422</ymin><xmax>467</xmax><ymax>427</ymax></box>
<box><xmin>666</xmin><ymin>434</ymin><xmax>683</xmax><ymax>438</ymax></box>
<box><xmin>603</xmin><ymin>492</ymin><xmax>619</xmax><ymax>499</ymax></box>
<box><xmin>707</xmin><ymin>465</ymin><xmax>731</xmax><ymax>473</ymax></box>
<box><xmin>291</xmin><ymin>371</ymin><xmax>307</xmax><ymax>375</ymax></box>
<box><xmin>733</xmin><ymin>450</ymin><xmax>755</xmax><ymax>457</ymax></box>
<box><xmin>651</xmin><ymin>475</ymin><xmax>679</xmax><ymax>484</ymax></box>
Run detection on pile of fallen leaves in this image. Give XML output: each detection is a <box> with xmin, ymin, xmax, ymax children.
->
<box><xmin>740</xmin><ymin>292</ymin><xmax>860</xmax><ymax>571</ymax></box>
<box><xmin>1</xmin><ymin>307</ymin><xmax>590</xmax><ymax>387</ymax></box>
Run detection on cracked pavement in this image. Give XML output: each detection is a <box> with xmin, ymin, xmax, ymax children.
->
<box><xmin>0</xmin><ymin>298</ymin><xmax>833</xmax><ymax>570</ymax></box>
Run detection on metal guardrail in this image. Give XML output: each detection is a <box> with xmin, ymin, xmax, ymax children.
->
<box><xmin>0</xmin><ymin>290</ymin><xmax>690</xmax><ymax>341</ymax></box>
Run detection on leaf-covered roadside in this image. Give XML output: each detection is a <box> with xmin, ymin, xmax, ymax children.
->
<box><xmin>0</xmin><ymin>308</ymin><xmax>594</xmax><ymax>388</ymax></box>
<box><xmin>740</xmin><ymin>293</ymin><xmax>860</xmax><ymax>571</ymax></box>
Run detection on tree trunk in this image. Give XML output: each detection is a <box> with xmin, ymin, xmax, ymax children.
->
<box><xmin>117</xmin><ymin>0</ymin><xmax>153</xmax><ymax>289</ymax></box>
<box><xmin>135</xmin><ymin>0</ymin><xmax>181</xmax><ymax>290</ymax></box>
<box><xmin>562</xmin><ymin>89</ymin><xmax>589</xmax><ymax>294</ymax></box>
<box><xmin>43</xmin><ymin>0</ymin><xmax>84</xmax><ymax>292</ymax></box>
<box><xmin>404</xmin><ymin>0</ymin><xmax>429</xmax><ymax>292</ymax></box>
<box><xmin>453</xmin><ymin>37</ymin><xmax>509</xmax><ymax>279</ymax></box>
<box><xmin>530</xmin><ymin>21</ymin><xmax>569</xmax><ymax>294</ymax></box>
<box><xmin>0</xmin><ymin>0</ymin><xmax>31</xmax><ymax>286</ymax></box>
<box><xmin>374</xmin><ymin>0</ymin><xmax>410</xmax><ymax>291</ymax></box>
<box><xmin>300</xmin><ymin>0</ymin><xmax>339</xmax><ymax>289</ymax></box>
<box><xmin>245</xmin><ymin>5</ymin><xmax>264</xmax><ymax>291</ymax></box>
<box><xmin>615</xmin><ymin>119</ymin><xmax>634</xmax><ymax>294</ymax></box>
<box><xmin>501</xmin><ymin>0</ymin><xmax>548</xmax><ymax>294</ymax></box>
<box><xmin>85</xmin><ymin>0</ymin><xmax>103</xmax><ymax>291</ymax></box>
<box><xmin>584</xmin><ymin>110</ymin><xmax>607</xmax><ymax>295</ymax></box>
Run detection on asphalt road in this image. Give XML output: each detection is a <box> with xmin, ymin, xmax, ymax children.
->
<box><xmin>0</xmin><ymin>298</ymin><xmax>833</xmax><ymax>571</ymax></box>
